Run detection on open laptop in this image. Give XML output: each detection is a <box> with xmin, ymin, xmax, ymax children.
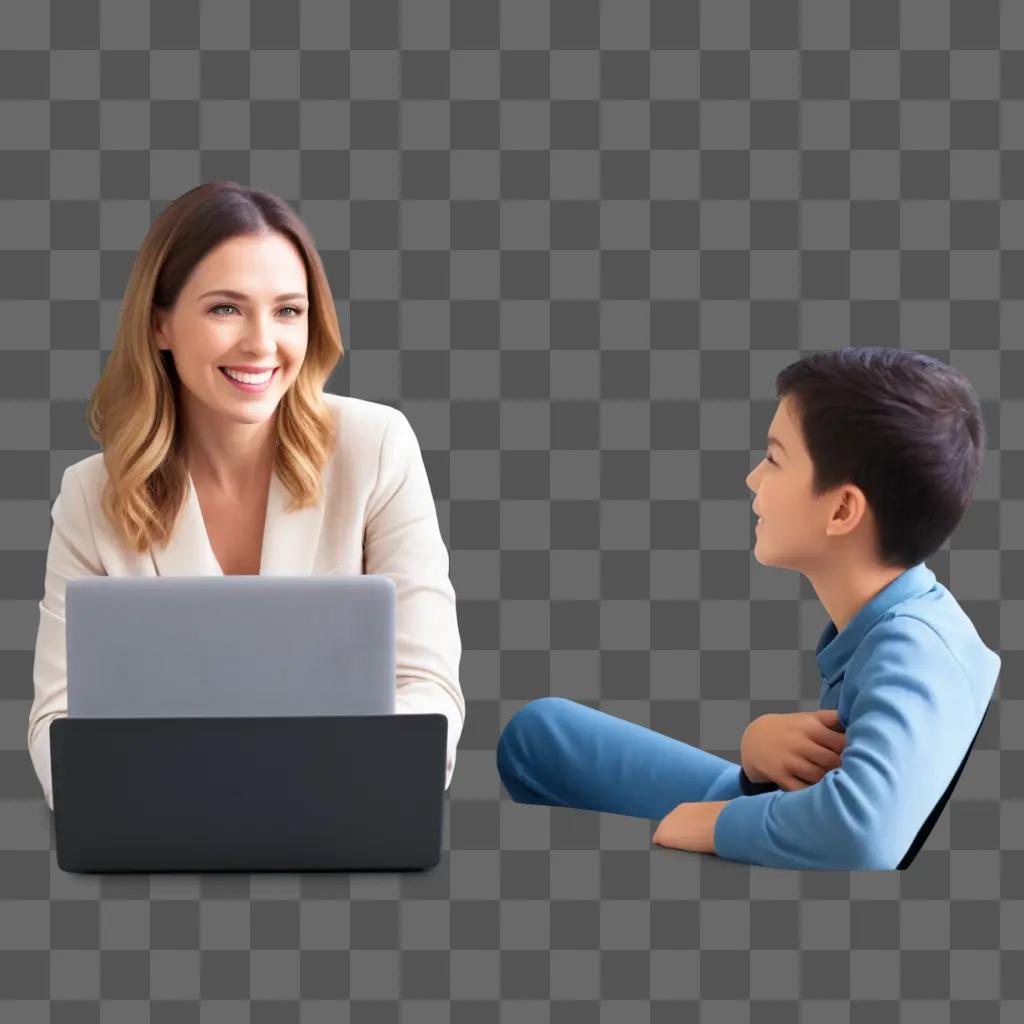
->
<box><xmin>51</xmin><ymin>575</ymin><xmax>448</xmax><ymax>872</ymax></box>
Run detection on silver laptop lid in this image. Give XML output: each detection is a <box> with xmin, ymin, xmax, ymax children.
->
<box><xmin>65</xmin><ymin>575</ymin><xmax>396</xmax><ymax>718</ymax></box>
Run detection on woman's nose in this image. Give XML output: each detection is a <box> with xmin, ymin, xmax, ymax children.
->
<box><xmin>245</xmin><ymin>314</ymin><xmax>278</xmax><ymax>351</ymax></box>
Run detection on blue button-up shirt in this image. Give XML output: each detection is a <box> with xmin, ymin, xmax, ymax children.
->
<box><xmin>704</xmin><ymin>562</ymin><xmax>1002</xmax><ymax>870</ymax></box>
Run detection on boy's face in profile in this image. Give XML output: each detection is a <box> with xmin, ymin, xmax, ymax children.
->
<box><xmin>746</xmin><ymin>395</ymin><xmax>862</xmax><ymax>572</ymax></box>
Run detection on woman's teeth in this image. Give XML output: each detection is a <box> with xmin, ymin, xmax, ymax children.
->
<box><xmin>222</xmin><ymin>367</ymin><xmax>274</xmax><ymax>384</ymax></box>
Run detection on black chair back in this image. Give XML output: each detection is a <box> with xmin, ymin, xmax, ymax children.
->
<box><xmin>897</xmin><ymin>703</ymin><xmax>990</xmax><ymax>870</ymax></box>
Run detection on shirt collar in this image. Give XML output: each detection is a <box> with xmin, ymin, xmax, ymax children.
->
<box><xmin>815</xmin><ymin>562</ymin><xmax>937</xmax><ymax>688</ymax></box>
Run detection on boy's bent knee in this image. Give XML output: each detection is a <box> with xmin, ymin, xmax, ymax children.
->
<box><xmin>497</xmin><ymin>698</ymin><xmax>571</xmax><ymax>789</ymax></box>
<box><xmin>500</xmin><ymin>698</ymin><xmax>557</xmax><ymax>753</ymax></box>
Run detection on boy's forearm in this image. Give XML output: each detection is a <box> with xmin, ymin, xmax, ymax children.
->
<box><xmin>653</xmin><ymin>799</ymin><xmax>731</xmax><ymax>855</ymax></box>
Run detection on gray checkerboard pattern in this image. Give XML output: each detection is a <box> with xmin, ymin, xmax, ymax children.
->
<box><xmin>0</xmin><ymin>0</ymin><xmax>1020</xmax><ymax>1019</ymax></box>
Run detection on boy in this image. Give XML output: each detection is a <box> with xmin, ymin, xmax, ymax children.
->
<box><xmin>496</xmin><ymin>347</ymin><xmax>1001</xmax><ymax>870</ymax></box>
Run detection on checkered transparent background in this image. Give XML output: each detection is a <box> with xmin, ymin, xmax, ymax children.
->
<box><xmin>0</xmin><ymin>0</ymin><xmax>1021</xmax><ymax>1020</ymax></box>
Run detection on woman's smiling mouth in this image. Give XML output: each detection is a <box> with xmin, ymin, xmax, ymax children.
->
<box><xmin>218</xmin><ymin>366</ymin><xmax>278</xmax><ymax>392</ymax></box>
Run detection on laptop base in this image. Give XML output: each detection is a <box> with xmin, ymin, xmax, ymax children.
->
<box><xmin>51</xmin><ymin>714</ymin><xmax>447</xmax><ymax>873</ymax></box>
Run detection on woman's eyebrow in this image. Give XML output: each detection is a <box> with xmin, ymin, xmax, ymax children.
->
<box><xmin>197</xmin><ymin>289</ymin><xmax>307</xmax><ymax>302</ymax></box>
<box><xmin>767</xmin><ymin>435</ymin><xmax>787</xmax><ymax>456</ymax></box>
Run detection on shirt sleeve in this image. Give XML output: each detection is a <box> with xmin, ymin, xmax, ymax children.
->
<box><xmin>363</xmin><ymin>408</ymin><xmax>465</xmax><ymax>791</ymax></box>
<box><xmin>713</xmin><ymin>616</ymin><xmax>983</xmax><ymax>871</ymax></box>
<box><xmin>28</xmin><ymin>465</ymin><xmax>105</xmax><ymax>811</ymax></box>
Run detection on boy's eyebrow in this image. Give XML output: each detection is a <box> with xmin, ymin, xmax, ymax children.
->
<box><xmin>766</xmin><ymin>435</ymin><xmax>787</xmax><ymax>456</ymax></box>
<box><xmin>197</xmin><ymin>289</ymin><xmax>307</xmax><ymax>302</ymax></box>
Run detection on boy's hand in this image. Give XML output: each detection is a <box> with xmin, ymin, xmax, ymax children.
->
<box><xmin>740</xmin><ymin>710</ymin><xmax>847</xmax><ymax>791</ymax></box>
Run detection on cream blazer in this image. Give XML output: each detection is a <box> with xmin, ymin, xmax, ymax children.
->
<box><xmin>27</xmin><ymin>392</ymin><xmax>465</xmax><ymax>810</ymax></box>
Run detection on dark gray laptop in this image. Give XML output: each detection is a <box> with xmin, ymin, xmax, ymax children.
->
<box><xmin>52</xmin><ymin>575</ymin><xmax>448</xmax><ymax>872</ymax></box>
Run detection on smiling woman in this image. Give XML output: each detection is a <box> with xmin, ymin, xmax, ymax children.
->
<box><xmin>88</xmin><ymin>182</ymin><xmax>344</xmax><ymax>553</ymax></box>
<box><xmin>26</xmin><ymin>181</ymin><xmax>466</xmax><ymax>808</ymax></box>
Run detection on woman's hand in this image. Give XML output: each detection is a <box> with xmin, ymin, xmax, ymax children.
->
<box><xmin>740</xmin><ymin>710</ymin><xmax>847</xmax><ymax>791</ymax></box>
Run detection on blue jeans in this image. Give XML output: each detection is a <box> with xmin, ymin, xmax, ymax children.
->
<box><xmin>496</xmin><ymin>696</ymin><xmax>749</xmax><ymax>821</ymax></box>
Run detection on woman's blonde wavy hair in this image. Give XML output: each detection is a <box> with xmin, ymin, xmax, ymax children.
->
<box><xmin>85</xmin><ymin>181</ymin><xmax>343</xmax><ymax>556</ymax></box>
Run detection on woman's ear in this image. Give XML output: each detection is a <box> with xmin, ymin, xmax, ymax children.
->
<box><xmin>153</xmin><ymin>311</ymin><xmax>169</xmax><ymax>350</ymax></box>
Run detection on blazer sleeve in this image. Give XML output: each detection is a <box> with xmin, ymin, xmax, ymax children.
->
<box><xmin>363</xmin><ymin>408</ymin><xmax>465</xmax><ymax>790</ymax></box>
<box><xmin>28</xmin><ymin>464</ymin><xmax>105</xmax><ymax>810</ymax></box>
<box><xmin>712</xmin><ymin>616</ymin><xmax>982</xmax><ymax>871</ymax></box>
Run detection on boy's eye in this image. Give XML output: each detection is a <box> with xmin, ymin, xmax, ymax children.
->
<box><xmin>766</xmin><ymin>453</ymin><xmax>777</xmax><ymax>466</ymax></box>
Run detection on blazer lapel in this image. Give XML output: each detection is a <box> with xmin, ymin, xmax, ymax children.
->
<box><xmin>149</xmin><ymin>468</ymin><xmax>223</xmax><ymax>577</ymax></box>
<box><xmin>257</xmin><ymin>467</ymin><xmax>329</xmax><ymax>576</ymax></box>
<box><xmin>150</xmin><ymin>467</ymin><xmax>328</xmax><ymax>577</ymax></box>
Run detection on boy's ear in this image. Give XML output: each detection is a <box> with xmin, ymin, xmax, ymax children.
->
<box><xmin>838</xmin><ymin>486</ymin><xmax>871</xmax><ymax>533</ymax></box>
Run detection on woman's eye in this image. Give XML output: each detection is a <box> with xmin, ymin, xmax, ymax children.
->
<box><xmin>209</xmin><ymin>304</ymin><xmax>304</xmax><ymax>317</ymax></box>
<box><xmin>766</xmin><ymin>453</ymin><xmax>777</xmax><ymax>466</ymax></box>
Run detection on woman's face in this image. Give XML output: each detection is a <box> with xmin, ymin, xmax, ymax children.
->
<box><xmin>153</xmin><ymin>231</ymin><xmax>309</xmax><ymax>426</ymax></box>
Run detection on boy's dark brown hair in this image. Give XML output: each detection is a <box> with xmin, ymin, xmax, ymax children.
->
<box><xmin>775</xmin><ymin>346</ymin><xmax>987</xmax><ymax>569</ymax></box>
